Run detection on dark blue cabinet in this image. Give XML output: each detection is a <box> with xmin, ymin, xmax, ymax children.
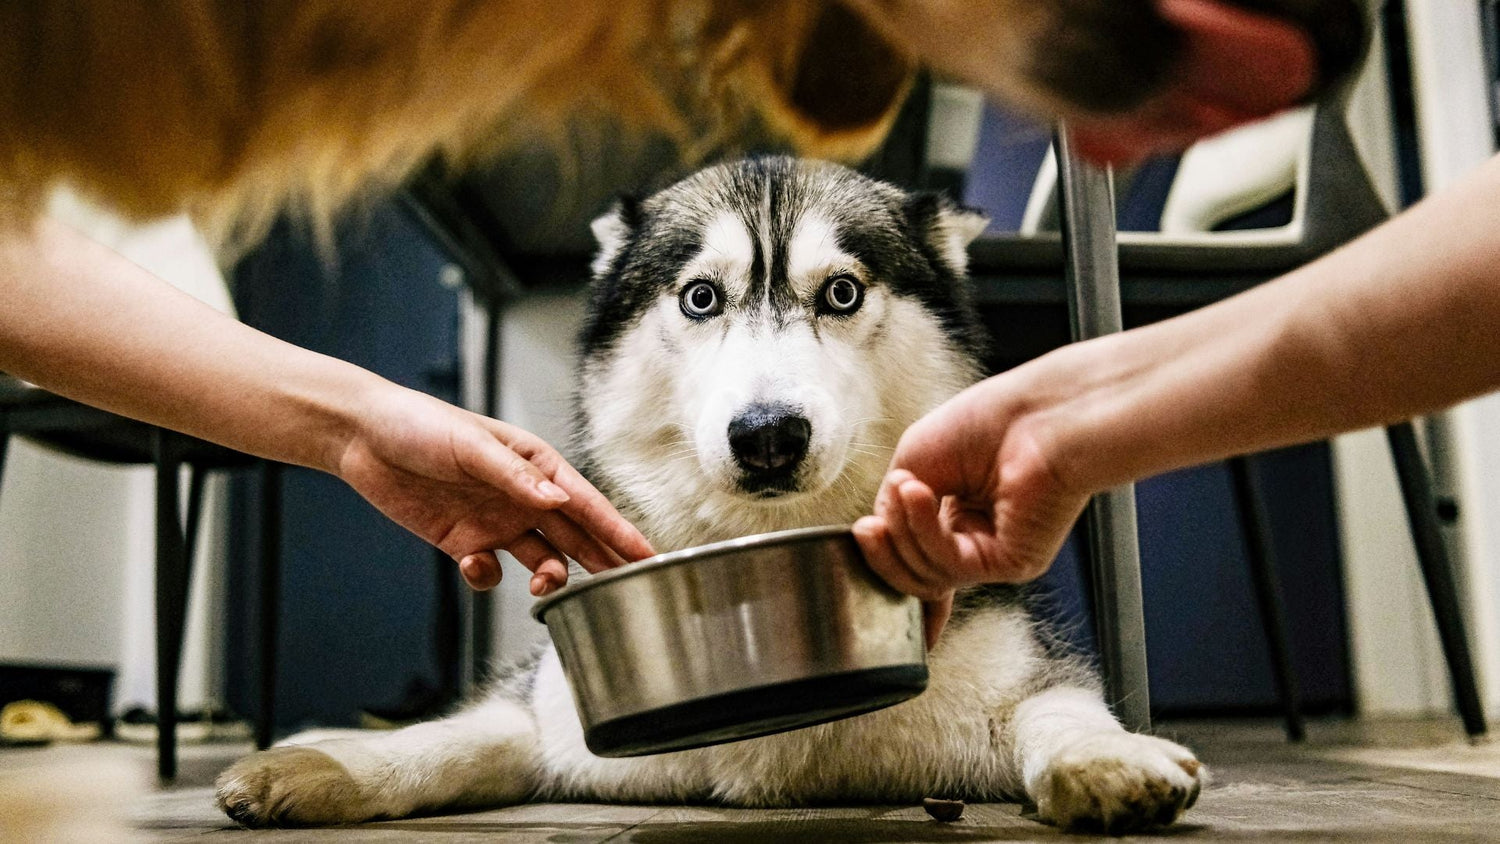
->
<box><xmin>224</xmin><ymin>205</ymin><xmax>462</xmax><ymax>730</ymax></box>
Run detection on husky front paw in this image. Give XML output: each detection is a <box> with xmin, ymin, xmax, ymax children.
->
<box><xmin>1030</xmin><ymin>732</ymin><xmax>1204</xmax><ymax>834</ymax></box>
<box><xmin>216</xmin><ymin>746</ymin><xmax>375</xmax><ymax>828</ymax></box>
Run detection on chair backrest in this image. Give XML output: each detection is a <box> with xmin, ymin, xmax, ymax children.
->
<box><xmin>1015</xmin><ymin>102</ymin><xmax>1388</xmax><ymax>250</ymax></box>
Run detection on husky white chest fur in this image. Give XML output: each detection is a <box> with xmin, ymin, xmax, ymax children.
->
<box><xmin>217</xmin><ymin>158</ymin><xmax>1204</xmax><ymax>834</ymax></box>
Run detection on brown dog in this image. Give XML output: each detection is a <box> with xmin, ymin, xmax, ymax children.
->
<box><xmin>0</xmin><ymin>0</ymin><xmax>1363</xmax><ymax>240</ymax></box>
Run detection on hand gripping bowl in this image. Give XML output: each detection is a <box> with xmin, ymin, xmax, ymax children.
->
<box><xmin>532</xmin><ymin>525</ymin><xmax>928</xmax><ymax>757</ymax></box>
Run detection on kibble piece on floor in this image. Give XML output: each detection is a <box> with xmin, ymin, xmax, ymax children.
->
<box><xmin>922</xmin><ymin>797</ymin><xmax>965</xmax><ymax>822</ymax></box>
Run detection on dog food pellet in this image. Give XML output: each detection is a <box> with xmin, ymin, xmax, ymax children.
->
<box><xmin>922</xmin><ymin>797</ymin><xmax>965</xmax><ymax>822</ymax></box>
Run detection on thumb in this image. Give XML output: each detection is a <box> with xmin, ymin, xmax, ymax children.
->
<box><xmin>922</xmin><ymin>593</ymin><xmax>954</xmax><ymax>650</ymax></box>
<box><xmin>885</xmin><ymin>410</ymin><xmax>989</xmax><ymax>502</ymax></box>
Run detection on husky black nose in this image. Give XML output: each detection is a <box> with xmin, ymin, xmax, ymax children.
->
<box><xmin>728</xmin><ymin>404</ymin><xmax>811</xmax><ymax>476</ymax></box>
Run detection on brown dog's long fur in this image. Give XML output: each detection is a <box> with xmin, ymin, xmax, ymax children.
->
<box><xmin>0</xmin><ymin>1</ymin><xmax>914</xmax><ymax>244</ymax></box>
<box><xmin>0</xmin><ymin>1</ymin><xmax>1365</xmax><ymax>250</ymax></box>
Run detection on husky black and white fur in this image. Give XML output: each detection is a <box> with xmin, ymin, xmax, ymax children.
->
<box><xmin>217</xmin><ymin>158</ymin><xmax>1204</xmax><ymax>833</ymax></box>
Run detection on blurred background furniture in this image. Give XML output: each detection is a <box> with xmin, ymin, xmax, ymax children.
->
<box><xmin>0</xmin><ymin>374</ymin><xmax>282</xmax><ymax>779</ymax></box>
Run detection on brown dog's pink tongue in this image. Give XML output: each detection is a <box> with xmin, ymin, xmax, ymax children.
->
<box><xmin>1067</xmin><ymin>0</ymin><xmax>1318</xmax><ymax>165</ymax></box>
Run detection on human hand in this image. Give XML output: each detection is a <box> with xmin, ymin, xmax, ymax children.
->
<box><xmin>853</xmin><ymin>369</ymin><xmax>1093</xmax><ymax>644</ymax></box>
<box><xmin>334</xmin><ymin>382</ymin><xmax>655</xmax><ymax>596</ymax></box>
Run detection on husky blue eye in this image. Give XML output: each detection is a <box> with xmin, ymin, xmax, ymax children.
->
<box><xmin>820</xmin><ymin>275</ymin><xmax>863</xmax><ymax>314</ymax></box>
<box><xmin>680</xmin><ymin>280</ymin><xmax>722</xmax><ymax>318</ymax></box>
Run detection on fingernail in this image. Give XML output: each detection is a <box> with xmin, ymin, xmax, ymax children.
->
<box><xmin>531</xmin><ymin>575</ymin><xmax>552</xmax><ymax>596</ymax></box>
<box><xmin>460</xmin><ymin>555</ymin><xmax>481</xmax><ymax>579</ymax></box>
<box><xmin>536</xmin><ymin>480</ymin><xmax>569</xmax><ymax>503</ymax></box>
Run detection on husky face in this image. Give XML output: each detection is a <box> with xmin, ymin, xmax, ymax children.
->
<box><xmin>576</xmin><ymin>158</ymin><xmax>989</xmax><ymax>549</ymax></box>
<box><xmin>218</xmin><ymin>156</ymin><xmax>1208</xmax><ymax>835</ymax></box>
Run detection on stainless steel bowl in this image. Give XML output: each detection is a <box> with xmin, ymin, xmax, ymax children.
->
<box><xmin>532</xmin><ymin>525</ymin><xmax>927</xmax><ymax>757</ymax></box>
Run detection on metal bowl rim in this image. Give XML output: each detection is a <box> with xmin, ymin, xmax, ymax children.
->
<box><xmin>531</xmin><ymin>524</ymin><xmax>854</xmax><ymax>623</ymax></box>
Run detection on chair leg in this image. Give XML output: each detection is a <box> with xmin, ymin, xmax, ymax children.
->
<box><xmin>184</xmin><ymin>466</ymin><xmax>207</xmax><ymax>562</ymax></box>
<box><xmin>435</xmin><ymin>547</ymin><xmax>463</xmax><ymax>704</ymax></box>
<box><xmin>154</xmin><ymin>431</ymin><xmax>191</xmax><ymax>782</ymax></box>
<box><xmin>0</xmin><ymin>428</ymin><xmax>10</xmax><ymax>517</ymax></box>
<box><xmin>1227</xmin><ymin>457</ymin><xmax>1306</xmax><ymax>742</ymax></box>
<box><xmin>1386</xmin><ymin>422</ymin><xmax>1488</xmax><ymax>738</ymax></box>
<box><xmin>1057</xmin><ymin>127</ymin><xmax>1151</xmax><ymax>733</ymax></box>
<box><xmin>256</xmin><ymin>462</ymin><xmax>282</xmax><ymax>751</ymax></box>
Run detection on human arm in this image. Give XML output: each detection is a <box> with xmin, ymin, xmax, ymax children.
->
<box><xmin>0</xmin><ymin>217</ymin><xmax>654</xmax><ymax>593</ymax></box>
<box><xmin>856</xmin><ymin>151</ymin><xmax>1500</xmax><ymax>616</ymax></box>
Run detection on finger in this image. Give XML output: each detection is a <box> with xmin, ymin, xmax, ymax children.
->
<box><xmin>873</xmin><ymin>468</ymin><xmax>916</xmax><ymax>519</ymax></box>
<box><xmin>488</xmin><ymin>421</ymin><xmax>655</xmax><ymax>561</ymax></box>
<box><xmin>922</xmin><ymin>593</ymin><xmax>954</xmax><ymax>650</ymax></box>
<box><xmin>459</xmin><ymin>551</ymin><xmax>502</xmax><ymax>591</ymax></box>
<box><xmin>461</xmin><ymin>431</ymin><xmax>571</xmax><ymax>510</ymax></box>
<box><xmin>897</xmin><ymin>479</ymin><xmax>968</xmax><ymax>580</ymax></box>
<box><xmin>504</xmin><ymin>530</ymin><xmax>568</xmax><ymax>587</ymax></box>
<box><xmin>853</xmin><ymin>515</ymin><xmax>944</xmax><ymax>602</ymax></box>
<box><xmin>881</xmin><ymin>480</ymin><xmax>950</xmax><ymax>593</ymax></box>
<box><xmin>547</xmin><ymin>461</ymin><xmax>655</xmax><ymax>561</ymax></box>
<box><xmin>538</xmin><ymin>510</ymin><xmax>630</xmax><ymax>574</ymax></box>
<box><xmin>530</xmin><ymin>557</ymin><xmax>570</xmax><ymax>597</ymax></box>
<box><xmin>884</xmin><ymin>407</ymin><xmax>976</xmax><ymax>497</ymax></box>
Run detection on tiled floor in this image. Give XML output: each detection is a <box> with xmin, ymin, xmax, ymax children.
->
<box><xmin>4</xmin><ymin>718</ymin><xmax>1498</xmax><ymax>842</ymax></box>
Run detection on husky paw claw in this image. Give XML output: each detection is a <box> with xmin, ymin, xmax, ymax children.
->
<box><xmin>1032</xmin><ymin>732</ymin><xmax>1205</xmax><ymax>834</ymax></box>
<box><xmin>216</xmin><ymin>746</ymin><xmax>372</xmax><ymax>828</ymax></box>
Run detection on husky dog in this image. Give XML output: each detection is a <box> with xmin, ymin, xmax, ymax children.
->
<box><xmin>217</xmin><ymin>158</ymin><xmax>1203</xmax><ymax>833</ymax></box>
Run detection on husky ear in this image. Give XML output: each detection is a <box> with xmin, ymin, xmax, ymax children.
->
<box><xmin>905</xmin><ymin>193</ymin><xmax>989</xmax><ymax>275</ymax></box>
<box><xmin>589</xmin><ymin>195</ymin><xmax>642</xmax><ymax>277</ymax></box>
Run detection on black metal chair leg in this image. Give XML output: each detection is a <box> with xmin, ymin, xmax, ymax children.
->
<box><xmin>1386</xmin><ymin>422</ymin><xmax>1488</xmax><ymax>739</ymax></box>
<box><xmin>256</xmin><ymin>462</ymin><xmax>282</xmax><ymax>750</ymax></box>
<box><xmin>435</xmin><ymin>546</ymin><xmax>462</xmax><ymax>704</ymax></box>
<box><xmin>1227</xmin><ymin>457</ymin><xmax>1306</xmax><ymax>742</ymax></box>
<box><xmin>0</xmin><ymin>429</ymin><xmax>10</xmax><ymax>483</ymax></box>
<box><xmin>154</xmin><ymin>431</ymin><xmax>190</xmax><ymax>782</ymax></box>
<box><xmin>183</xmin><ymin>466</ymin><xmax>207</xmax><ymax>561</ymax></box>
<box><xmin>1057</xmin><ymin>128</ymin><xmax>1151</xmax><ymax>732</ymax></box>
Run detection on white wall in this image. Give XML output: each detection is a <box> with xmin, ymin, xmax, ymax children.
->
<box><xmin>461</xmin><ymin>290</ymin><xmax>591</xmax><ymax>665</ymax></box>
<box><xmin>1333</xmin><ymin>2</ymin><xmax>1500</xmax><ymax>718</ymax></box>
<box><xmin>1405</xmin><ymin>0</ymin><xmax>1500</xmax><ymax>715</ymax></box>
<box><xmin>1323</xmin><ymin>4</ymin><xmax>1450</xmax><ymax>717</ymax></box>
<box><xmin>0</xmin><ymin>197</ymin><xmax>230</xmax><ymax>714</ymax></box>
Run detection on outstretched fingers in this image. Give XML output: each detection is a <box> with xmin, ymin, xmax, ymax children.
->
<box><xmin>505</xmin><ymin>531</ymin><xmax>570</xmax><ymax>596</ymax></box>
<box><xmin>536</xmin><ymin>510</ymin><xmax>631</xmax><ymax>574</ymax></box>
<box><xmin>461</xmin><ymin>427</ymin><xmax>571</xmax><ymax>510</ymax></box>
<box><xmin>488</xmin><ymin>420</ymin><xmax>655</xmax><ymax>563</ymax></box>
<box><xmin>545</xmin><ymin>459</ymin><xmax>656</xmax><ymax>562</ymax></box>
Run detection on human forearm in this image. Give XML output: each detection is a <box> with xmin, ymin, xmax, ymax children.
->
<box><xmin>857</xmin><ymin>154</ymin><xmax>1500</xmax><ymax>602</ymax></box>
<box><xmin>0</xmin><ymin>217</ymin><xmax>654</xmax><ymax>588</ymax></box>
<box><xmin>0</xmin><ymin>218</ymin><xmax>377</xmax><ymax>471</ymax></box>
<box><xmin>1035</xmin><ymin>153</ymin><xmax>1500</xmax><ymax>495</ymax></box>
